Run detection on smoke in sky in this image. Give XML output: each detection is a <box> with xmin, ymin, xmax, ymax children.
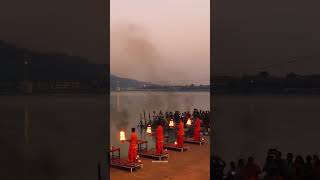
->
<box><xmin>111</xmin><ymin>0</ymin><xmax>210</xmax><ymax>85</ymax></box>
<box><xmin>111</xmin><ymin>23</ymin><xmax>163</xmax><ymax>83</ymax></box>
<box><xmin>110</xmin><ymin>23</ymin><xmax>193</xmax><ymax>85</ymax></box>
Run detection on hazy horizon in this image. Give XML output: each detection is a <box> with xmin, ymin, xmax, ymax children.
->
<box><xmin>110</xmin><ymin>0</ymin><xmax>210</xmax><ymax>85</ymax></box>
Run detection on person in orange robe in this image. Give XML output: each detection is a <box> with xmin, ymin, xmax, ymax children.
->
<box><xmin>128</xmin><ymin>128</ymin><xmax>138</xmax><ymax>162</ymax></box>
<box><xmin>194</xmin><ymin>117</ymin><xmax>201</xmax><ymax>141</ymax></box>
<box><xmin>177</xmin><ymin>118</ymin><xmax>185</xmax><ymax>147</ymax></box>
<box><xmin>156</xmin><ymin>122</ymin><xmax>164</xmax><ymax>154</ymax></box>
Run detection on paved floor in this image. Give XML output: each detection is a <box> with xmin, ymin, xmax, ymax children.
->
<box><xmin>110</xmin><ymin>137</ymin><xmax>210</xmax><ymax>180</ymax></box>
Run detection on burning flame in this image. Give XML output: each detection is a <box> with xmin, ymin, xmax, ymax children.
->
<box><xmin>174</xmin><ymin>141</ymin><xmax>177</xmax><ymax>145</ymax></box>
<box><xmin>169</xmin><ymin>119</ymin><xmax>174</xmax><ymax>127</ymax></box>
<box><xmin>186</xmin><ymin>118</ymin><xmax>192</xmax><ymax>125</ymax></box>
<box><xmin>120</xmin><ymin>130</ymin><xmax>126</xmax><ymax>141</ymax></box>
<box><xmin>147</xmin><ymin>125</ymin><xmax>152</xmax><ymax>135</ymax></box>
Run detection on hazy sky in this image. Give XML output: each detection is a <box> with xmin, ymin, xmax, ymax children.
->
<box><xmin>213</xmin><ymin>0</ymin><xmax>320</xmax><ymax>77</ymax></box>
<box><xmin>0</xmin><ymin>0</ymin><xmax>108</xmax><ymax>63</ymax></box>
<box><xmin>111</xmin><ymin>0</ymin><xmax>210</xmax><ymax>85</ymax></box>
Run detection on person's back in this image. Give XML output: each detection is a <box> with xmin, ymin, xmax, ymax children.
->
<box><xmin>312</xmin><ymin>160</ymin><xmax>320</xmax><ymax>179</ymax></box>
<box><xmin>213</xmin><ymin>156</ymin><xmax>226</xmax><ymax>180</ymax></box>
<box><xmin>305</xmin><ymin>155</ymin><xmax>313</xmax><ymax>180</ymax></box>
<box><xmin>284</xmin><ymin>153</ymin><xmax>294</xmax><ymax>180</ymax></box>
<box><xmin>128</xmin><ymin>128</ymin><xmax>138</xmax><ymax>162</ymax></box>
<box><xmin>244</xmin><ymin>157</ymin><xmax>261</xmax><ymax>180</ymax></box>
<box><xmin>237</xmin><ymin>159</ymin><xmax>246</xmax><ymax>180</ymax></box>
<box><xmin>193</xmin><ymin>117</ymin><xmax>201</xmax><ymax>141</ymax></box>
<box><xmin>177</xmin><ymin>119</ymin><xmax>184</xmax><ymax>146</ymax></box>
<box><xmin>130</xmin><ymin>132</ymin><xmax>137</xmax><ymax>148</ymax></box>
<box><xmin>275</xmin><ymin>151</ymin><xmax>286</xmax><ymax>179</ymax></box>
<box><xmin>226</xmin><ymin>161</ymin><xmax>237</xmax><ymax>180</ymax></box>
<box><xmin>178</xmin><ymin>120</ymin><xmax>184</xmax><ymax>136</ymax></box>
<box><xmin>156</xmin><ymin>125</ymin><xmax>163</xmax><ymax>139</ymax></box>
<box><xmin>156</xmin><ymin>124</ymin><xmax>164</xmax><ymax>154</ymax></box>
<box><xmin>293</xmin><ymin>155</ymin><xmax>306</xmax><ymax>180</ymax></box>
<box><xmin>264</xmin><ymin>155</ymin><xmax>276</xmax><ymax>178</ymax></box>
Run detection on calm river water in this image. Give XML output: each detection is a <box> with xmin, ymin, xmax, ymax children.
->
<box><xmin>0</xmin><ymin>95</ymin><xmax>108</xmax><ymax>180</ymax></box>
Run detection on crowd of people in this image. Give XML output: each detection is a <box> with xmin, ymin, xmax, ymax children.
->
<box><xmin>139</xmin><ymin>108</ymin><xmax>211</xmax><ymax>133</ymax></box>
<box><xmin>213</xmin><ymin>149</ymin><xmax>320</xmax><ymax>180</ymax></box>
<box><xmin>126</xmin><ymin>108</ymin><xmax>211</xmax><ymax>162</ymax></box>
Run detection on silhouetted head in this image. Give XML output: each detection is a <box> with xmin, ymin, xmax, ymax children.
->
<box><xmin>230</xmin><ymin>161</ymin><xmax>236</xmax><ymax>169</ymax></box>
<box><xmin>238</xmin><ymin>158</ymin><xmax>245</xmax><ymax>167</ymax></box>
<box><xmin>131</xmin><ymin>128</ymin><xmax>135</xmax><ymax>132</ymax></box>
<box><xmin>268</xmin><ymin>148</ymin><xmax>277</xmax><ymax>155</ymax></box>
<box><xmin>276</xmin><ymin>151</ymin><xmax>282</xmax><ymax>160</ymax></box>
<box><xmin>266</xmin><ymin>155</ymin><xmax>275</xmax><ymax>163</ymax></box>
<box><xmin>287</xmin><ymin>153</ymin><xmax>293</xmax><ymax>161</ymax></box>
<box><xmin>306</xmin><ymin>155</ymin><xmax>312</xmax><ymax>163</ymax></box>
<box><xmin>248</xmin><ymin>157</ymin><xmax>254</xmax><ymax>164</ymax></box>
<box><xmin>295</xmin><ymin>155</ymin><xmax>304</xmax><ymax>164</ymax></box>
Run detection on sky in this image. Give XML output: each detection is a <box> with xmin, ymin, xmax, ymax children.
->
<box><xmin>2</xmin><ymin>0</ymin><xmax>320</xmax><ymax>83</ymax></box>
<box><xmin>213</xmin><ymin>0</ymin><xmax>320</xmax><ymax>77</ymax></box>
<box><xmin>110</xmin><ymin>0</ymin><xmax>210</xmax><ymax>85</ymax></box>
<box><xmin>0</xmin><ymin>0</ymin><xmax>108</xmax><ymax>63</ymax></box>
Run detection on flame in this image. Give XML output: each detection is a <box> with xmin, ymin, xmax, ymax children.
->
<box><xmin>120</xmin><ymin>130</ymin><xmax>126</xmax><ymax>141</ymax></box>
<box><xmin>174</xmin><ymin>141</ymin><xmax>177</xmax><ymax>145</ymax></box>
<box><xmin>147</xmin><ymin>125</ymin><xmax>152</xmax><ymax>134</ymax></box>
<box><xmin>169</xmin><ymin>119</ymin><xmax>174</xmax><ymax>127</ymax></box>
<box><xmin>186</xmin><ymin>118</ymin><xmax>192</xmax><ymax>125</ymax></box>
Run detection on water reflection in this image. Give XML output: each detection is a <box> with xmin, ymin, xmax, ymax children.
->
<box><xmin>1</xmin><ymin>95</ymin><xmax>107</xmax><ymax>180</ymax></box>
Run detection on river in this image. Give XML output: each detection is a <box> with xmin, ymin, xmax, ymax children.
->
<box><xmin>0</xmin><ymin>95</ymin><xmax>108</xmax><ymax>180</ymax></box>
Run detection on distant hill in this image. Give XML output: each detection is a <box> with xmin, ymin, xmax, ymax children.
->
<box><xmin>0</xmin><ymin>40</ymin><xmax>209</xmax><ymax>92</ymax></box>
<box><xmin>0</xmin><ymin>40</ymin><xmax>107</xmax><ymax>81</ymax></box>
<box><xmin>110</xmin><ymin>74</ymin><xmax>154</xmax><ymax>90</ymax></box>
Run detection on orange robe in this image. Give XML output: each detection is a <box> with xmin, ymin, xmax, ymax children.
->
<box><xmin>194</xmin><ymin>118</ymin><xmax>201</xmax><ymax>141</ymax></box>
<box><xmin>177</xmin><ymin>121</ymin><xmax>184</xmax><ymax>147</ymax></box>
<box><xmin>128</xmin><ymin>132</ymin><xmax>138</xmax><ymax>162</ymax></box>
<box><xmin>156</xmin><ymin>125</ymin><xmax>164</xmax><ymax>154</ymax></box>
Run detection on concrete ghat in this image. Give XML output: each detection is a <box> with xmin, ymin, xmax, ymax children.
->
<box><xmin>110</xmin><ymin>137</ymin><xmax>210</xmax><ymax>180</ymax></box>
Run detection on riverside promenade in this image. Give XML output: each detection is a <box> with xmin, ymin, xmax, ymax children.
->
<box><xmin>110</xmin><ymin>136</ymin><xmax>210</xmax><ymax>180</ymax></box>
